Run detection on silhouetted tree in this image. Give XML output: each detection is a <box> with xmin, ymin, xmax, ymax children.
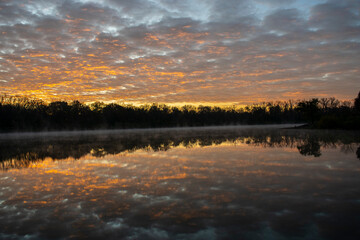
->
<box><xmin>296</xmin><ymin>98</ymin><xmax>320</xmax><ymax>124</ymax></box>
<box><xmin>355</xmin><ymin>91</ymin><xmax>360</xmax><ymax>112</ymax></box>
<box><xmin>1</xmin><ymin>93</ymin><xmax>360</xmax><ymax>132</ymax></box>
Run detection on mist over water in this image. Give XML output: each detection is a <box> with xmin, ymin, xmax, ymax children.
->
<box><xmin>0</xmin><ymin>126</ymin><xmax>360</xmax><ymax>239</ymax></box>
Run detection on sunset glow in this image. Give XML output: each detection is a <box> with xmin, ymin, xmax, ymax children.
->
<box><xmin>0</xmin><ymin>0</ymin><xmax>359</xmax><ymax>104</ymax></box>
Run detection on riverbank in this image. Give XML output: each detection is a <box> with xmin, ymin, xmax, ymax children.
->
<box><xmin>0</xmin><ymin>124</ymin><xmax>306</xmax><ymax>140</ymax></box>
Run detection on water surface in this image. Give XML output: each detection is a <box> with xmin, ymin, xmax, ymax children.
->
<box><xmin>0</xmin><ymin>126</ymin><xmax>360</xmax><ymax>239</ymax></box>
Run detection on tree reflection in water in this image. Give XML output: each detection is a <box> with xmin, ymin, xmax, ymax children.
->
<box><xmin>0</xmin><ymin>127</ymin><xmax>359</xmax><ymax>170</ymax></box>
<box><xmin>0</xmin><ymin>127</ymin><xmax>360</xmax><ymax>240</ymax></box>
<box><xmin>297</xmin><ymin>138</ymin><xmax>322</xmax><ymax>157</ymax></box>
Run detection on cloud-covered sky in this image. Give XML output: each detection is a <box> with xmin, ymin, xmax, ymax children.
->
<box><xmin>0</xmin><ymin>0</ymin><xmax>359</xmax><ymax>104</ymax></box>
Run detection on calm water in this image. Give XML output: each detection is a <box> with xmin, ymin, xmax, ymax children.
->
<box><xmin>0</xmin><ymin>126</ymin><xmax>360</xmax><ymax>240</ymax></box>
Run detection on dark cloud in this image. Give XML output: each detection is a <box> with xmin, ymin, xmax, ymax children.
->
<box><xmin>264</xmin><ymin>8</ymin><xmax>305</xmax><ymax>32</ymax></box>
<box><xmin>254</xmin><ymin>0</ymin><xmax>296</xmax><ymax>5</ymax></box>
<box><xmin>0</xmin><ymin>0</ymin><xmax>359</xmax><ymax>103</ymax></box>
<box><xmin>309</xmin><ymin>1</ymin><xmax>360</xmax><ymax>30</ymax></box>
<box><xmin>209</xmin><ymin>0</ymin><xmax>255</xmax><ymax>22</ymax></box>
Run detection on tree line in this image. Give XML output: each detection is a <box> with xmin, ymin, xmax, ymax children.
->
<box><xmin>0</xmin><ymin>92</ymin><xmax>359</xmax><ymax>132</ymax></box>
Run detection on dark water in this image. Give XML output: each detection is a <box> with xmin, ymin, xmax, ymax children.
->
<box><xmin>0</xmin><ymin>126</ymin><xmax>360</xmax><ymax>240</ymax></box>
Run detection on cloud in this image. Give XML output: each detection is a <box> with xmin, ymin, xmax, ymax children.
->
<box><xmin>0</xmin><ymin>0</ymin><xmax>359</xmax><ymax>104</ymax></box>
<box><xmin>263</xmin><ymin>8</ymin><xmax>305</xmax><ymax>32</ymax></box>
<box><xmin>309</xmin><ymin>1</ymin><xmax>360</xmax><ymax>30</ymax></box>
<box><xmin>254</xmin><ymin>0</ymin><xmax>296</xmax><ymax>5</ymax></box>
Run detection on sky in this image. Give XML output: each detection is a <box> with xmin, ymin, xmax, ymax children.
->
<box><xmin>0</xmin><ymin>0</ymin><xmax>359</xmax><ymax>105</ymax></box>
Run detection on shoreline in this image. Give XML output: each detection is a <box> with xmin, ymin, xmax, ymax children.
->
<box><xmin>0</xmin><ymin>123</ymin><xmax>307</xmax><ymax>140</ymax></box>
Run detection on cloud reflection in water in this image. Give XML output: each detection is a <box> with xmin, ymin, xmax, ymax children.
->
<box><xmin>0</xmin><ymin>127</ymin><xmax>359</xmax><ymax>239</ymax></box>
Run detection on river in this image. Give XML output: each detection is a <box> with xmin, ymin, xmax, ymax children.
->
<box><xmin>0</xmin><ymin>125</ymin><xmax>359</xmax><ymax>239</ymax></box>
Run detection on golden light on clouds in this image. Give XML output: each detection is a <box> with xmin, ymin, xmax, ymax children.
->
<box><xmin>0</xmin><ymin>0</ymin><xmax>359</xmax><ymax>104</ymax></box>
